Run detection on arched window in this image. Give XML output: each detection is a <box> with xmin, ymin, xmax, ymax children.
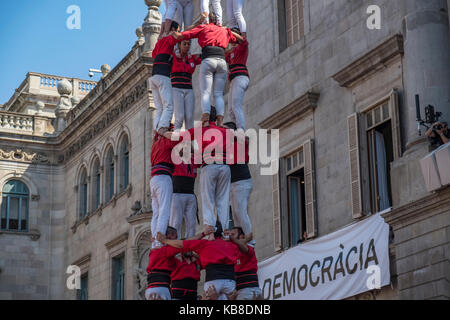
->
<box><xmin>104</xmin><ymin>147</ymin><xmax>115</xmax><ymax>202</ymax></box>
<box><xmin>91</xmin><ymin>158</ymin><xmax>101</xmax><ymax>211</ymax></box>
<box><xmin>119</xmin><ymin>135</ymin><xmax>130</xmax><ymax>193</ymax></box>
<box><xmin>1</xmin><ymin>180</ymin><xmax>30</xmax><ymax>231</ymax></box>
<box><xmin>79</xmin><ymin>168</ymin><xmax>88</xmax><ymax>218</ymax></box>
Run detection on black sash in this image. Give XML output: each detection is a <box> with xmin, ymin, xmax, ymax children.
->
<box><xmin>201</xmin><ymin>46</ymin><xmax>225</xmax><ymax>60</ymax></box>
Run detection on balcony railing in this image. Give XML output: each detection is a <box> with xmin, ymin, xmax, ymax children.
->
<box><xmin>0</xmin><ymin>111</ymin><xmax>54</xmax><ymax>136</ymax></box>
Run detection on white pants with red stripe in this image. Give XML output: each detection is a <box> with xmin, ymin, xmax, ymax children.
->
<box><xmin>230</xmin><ymin>178</ymin><xmax>253</xmax><ymax>235</ymax></box>
<box><xmin>150</xmin><ymin>175</ymin><xmax>173</xmax><ymax>248</ymax></box>
<box><xmin>149</xmin><ymin>74</ymin><xmax>174</xmax><ymax>131</ymax></box>
<box><xmin>228</xmin><ymin>75</ymin><xmax>249</xmax><ymax>130</ymax></box>
<box><xmin>226</xmin><ymin>0</ymin><xmax>246</xmax><ymax>33</ymax></box>
<box><xmin>204</xmin><ymin>279</ymin><xmax>236</xmax><ymax>300</ymax></box>
<box><xmin>169</xmin><ymin>193</ymin><xmax>198</xmax><ymax>239</ymax></box>
<box><xmin>200</xmin><ymin>164</ymin><xmax>231</xmax><ymax>231</ymax></box>
<box><xmin>145</xmin><ymin>287</ymin><xmax>172</xmax><ymax>300</ymax></box>
<box><xmin>201</xmin><ymin>0</ymin><xmax>223</xmax><ymax>25</ymax></box>
<box><xmin>173</xmin><ymin>87</ymin><xmax>195</xmax><ymax>130</ymax></box>
<box><xmin>200</xmin><ymin>58</ymin><xmax>228</xmax><ymax>117</ymax></box>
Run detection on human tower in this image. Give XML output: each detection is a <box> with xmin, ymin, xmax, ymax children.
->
<box><xmin>147</xmin><ymin>0</ymin><xmax>260</xmax><ymax>300</ymax></box>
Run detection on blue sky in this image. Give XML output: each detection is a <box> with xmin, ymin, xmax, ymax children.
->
<box><xmin>0</xmin><ymin>1</ymin><xmax>165</xmax><ymax>104</ymax></box>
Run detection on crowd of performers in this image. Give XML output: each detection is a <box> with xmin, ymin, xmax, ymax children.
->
<box><xmin>147</xmin><ymin>0</ymin><xmax>259</xmax><ymax>300</ymax></box>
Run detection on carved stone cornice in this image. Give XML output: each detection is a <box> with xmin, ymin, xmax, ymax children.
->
<box><xmin>332</xmin><ymin>34</ymin><xmax>404</xmax><ymax>88</ymax></box>
<box><xmin>0</xmin><ymin>229</ymin><xmax>40</xmax><ymax>241</ymax></box>
<box><xmin>72</xmin><ymin>253</ymin><xmax>91</xmax><ymax>267</ymax></box>
<box><xmin>259</xmin><ymin>91</ymin><xmax>320</xmax><ymax>130</ymax></box>
<box><xmin>382</xmin><ymin>186</ymin><xmax>450</xmax><ymax>230</ymax></box>
<box><xmin>127</xmin><ymin>213</ymin><xmax>153</xmax><ymax>225</ymax></box>
<box><xmin>0</xmin><ymin>148</ymin><xmax>55</xmax><ymax>165</ymax></box>
<box><xmin>105</xmin><ymin>232</ymin><xmax>129</xmax><ymax>250</ymax></box>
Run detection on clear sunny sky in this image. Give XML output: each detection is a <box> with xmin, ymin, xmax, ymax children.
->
<box><xmin>0</xmin><ymin>0</ymin><xmax>166</xmax><ymax>104</ymax></box>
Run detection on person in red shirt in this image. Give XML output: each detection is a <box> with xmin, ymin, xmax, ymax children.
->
<box><xmin>230</xmin><ymin>227</ymin><xmax>261</xmax><ymax>300</ymax></box>
<box><xmin>145</xmin><ymin>226</ymin><xmax>181</xmax><ymax>300</ymax></box>
<box><xmin>173</xmin><ymin>13</ymin><xmax>244</xmax><ymax>127</ymax></box>
<box><xmin>163</xmin><ymin>107</ymin><xmax>235</xmax><ymax>238</ymax></box>
<box><xmin>158</xmin><ymin>222</ymin><xmax>240</xmax><ymax>300</ymax></box>
<box><xmin>226</xmin><ymin>28</ymin><xmax>249</xmax><ymax>130</ymax></box>
<box><xmin>149</xmin><ymin>22</ymin><xmax>182</xmax><ymax>134</ymax></box>
<box><xmin>171</xmin><ymin>252</ymin><xmax>201</xmax><ymax>300</ymax></box>
<box><xmin>150</xmin><ymin>125</ymin><xmax>183</xmax><ymax>248</ymax></box>
<box><xmin>171</xmin><ymin>40</ymin><xmax>202</xmax><ymax>131</ymax></box>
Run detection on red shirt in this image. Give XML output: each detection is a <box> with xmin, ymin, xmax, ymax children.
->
<box><xmin>152</xmin><ymin>35</ymin><xmax>178</xmax><ymax>59</ymax></box>
<box><xmin>182</xmin><ymin>23</ymin><xmax>237</xmax><ymax>49</ymax></box>
<box><xmin>146</xmin><ymin>245</ymin><xmax>182</xmax><ymax>274</ymax></box>
<box><xmin>171</xmin><ymin>255</ymin><xmax>201</xmax><ymax>282</ymax></box>
<box><xmin>235</xmin><ymin>246</ymin><xmax>258</xmax><ymax>273</ymax></box>
<box><xmin>173</xmin><ymin>162</ymin><xmax>198</xmax><ymax>178</ymax></box>
<box><xmin>182</xmin><ymin>238</ymin><xmax>240</xmax><ymax>268</ymax></box>
<box><xmin>227</xmin><ymin>135</ymin><xmax>249</xmax><ymax>165</ymax></box>
<box><xmin>183</xmin><ymin>123</ymin><xmax>234</xmax><ymax>166</ymax></box>
<box><xmin>151</xmin><ymin>135</ymin><xmax>180</xmax><ymax>177</ymax></box>
<box><xmin>171</xmin><ymin>54</ymin><xmax>202</xmax><ymax>75</ymax></box>
<box><xmin>226</xmin><ymin>39</ymin><xmax>249</xmax><ymax>66</ymax></box>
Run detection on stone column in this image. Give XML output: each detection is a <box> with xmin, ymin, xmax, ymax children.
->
<box><xmin>55</xmin><ymin>79</ymin><xmax>72</xmax><ymax>133</ymax></box>
<box><xmin>142</xmin><ymin>0</ymin><xmax>162</xmax><ymax>54</ymax></box>
<box><xmin>402</xmin><ymin>0</ymin><xmax>450</xmax><ymax>151</ymax></box>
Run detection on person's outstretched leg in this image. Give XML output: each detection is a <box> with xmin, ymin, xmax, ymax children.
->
<box><xmin>215</xmin><ymin>165</ymin><xmax>231</xmax><ymax>232</ymax></box>
<box><xmin>230</xmin><ymin>75</ymin><xmax>249</xmax><ymax>130</ymax></box>
<box><xmin>232</xmin><ymin>0</ymin><xmax>246</xmax><ymax>33</ymax></box>
<box><xmin>212</xmin><ymin>58</ymin><xmax>228</xmax><ymax>126</ymax></box>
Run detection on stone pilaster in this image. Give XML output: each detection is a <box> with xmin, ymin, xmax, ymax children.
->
<box><xmin>142</xmin><ymin>0</ymin><xmax>162</xmax><ymax>55</ymax></box>
<box><xmin>402</xmin><ymin>0</ymin><xmax>450</xmax><ymax>150</ymax></box>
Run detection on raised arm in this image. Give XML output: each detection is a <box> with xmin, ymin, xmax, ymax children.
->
<box><xmin>157</xmin><ymin>232</ymin><xmax>184</xmax><ymax>248</ymax></box>
<box><xmin>230</xmin><ymin>31</ymin><xmax>245</xmax><ymax>44</ymax></box>
<box><xmin>230</xmin><ymin>235</ymin><xmax>249</xmax><ymax>254</ymax></box>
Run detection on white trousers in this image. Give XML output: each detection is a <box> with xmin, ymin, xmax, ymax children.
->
<box><xmin>204</xmin><ymin>279</ymin><xmax>236</xmax><ymax>300</ymax></box>
<box><xmin>145</xmin><ymin>287</ymin><xmax>172</xmax><ymax>300</ymax></box>
<box><xmin>200</xmin><ymin>58</ymin><xmax>228</xmax><ymax>116</ymax></box>
<box><xmin>163</xmin><ymin>0</ymin><xmax>178</xmax><ymax>22</ymax></box>
<box><xmin>228</xmin><ymin>75</ymin><xmax>249</xmax><ymax>130</ymax></box>
<box><xmin>173</xmin><ymin>87</ymin><xmax>195</xmax><ymax>130</ymax></box>
<box><xmin>200</xmin><ymin>165</ymin><xmax>231</xmax><ymax>230</ymax></box>
<box><xmin>169</xmin><ymin>193</ymin><xmax>198</xmax><ymax>239</ymax></box>
<box><xmin>150</xmin><ymin>175</ymin><xmax>173</xmax><ymax>248</ymax></box>
<box><xmin>201</xmin><ymin>0</ymin><xmax>223</xmax><ymax>25</ymax></box>
<box><xmin>177</xmin><ymin>0</ymin><xmax>194</xmax><ymax>29</ymax></box>
<box><xmin>226</xmin><ymin>0</ymin><xmax>246</xmax><ymax>32</ymax></box>
<box><xmin>236</xmin><ymin>287</ymin><xmax>262</xmax><ymax>300</ymax></box>
<box><xmin>230</xmin><ymin>178</ymin><xmax>253</xmax><ymax>235</ymax></box>
<box><xmin>149</xmin><ymin>75</ymin><xmax>174</xmax><ymax>131</ymax></box>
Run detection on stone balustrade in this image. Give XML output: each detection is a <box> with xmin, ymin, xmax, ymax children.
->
<box><xmin>0</xmin><ymin>111</ymin><xmax>54</xmax><ymax>136</ymax></box>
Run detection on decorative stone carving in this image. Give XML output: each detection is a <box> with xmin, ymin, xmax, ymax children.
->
<box><xmin>131</xmin><ymin>200</ymin><xmax>142</xmax><ymax>216</ymax></box>
<box><xmin>136</xmin><ymin>27</ymin><xmax>145</xmax><ymax>46</ymax></box>
<box><xmin>31</xmin><ymin>194</ymin><xmax>40</xmax><ymax>201</ymax></box>
<box><xmin>55</xmin><ymin>79</ymin><xmax>73</xmax><ymax>133</ymax></box>
<box><xmin>143</xmin><ymin>0</ymin><xmax>162</xmax><ymax>54</ymax></box>
<box><xmin>134</xmin><ymin>229</ymin><xmax>152</xmax><ymax>300</ymax></box>
<box><xmin>35</xmin><ymin>101</ymin><xmax>45</xmax><ymax>115</ymax></box>
<box><xmin>101</xmin><ymin>64</ymin><xmax>111</xmax><ymax>78</ymax></box>
<box><xmin>0</xmin><ymin>148</ymin><xmax>52</xmax><ymax>165</ymax></box>
<box><xmin>71</xmin><ymin>96</ymin><xmax>80</xmax><ymax>107</ymax></box>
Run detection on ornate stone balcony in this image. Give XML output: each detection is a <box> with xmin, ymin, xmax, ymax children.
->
<box><xmin>0</xmin><ymin>110</ymin><xmax>54</xmax><ymax>136</ymax></box>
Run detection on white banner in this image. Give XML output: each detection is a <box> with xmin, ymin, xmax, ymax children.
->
<box><xmin>257</xmin><ymin>212</ymin><xmax>390</xmax><ymax>300</ymax></box>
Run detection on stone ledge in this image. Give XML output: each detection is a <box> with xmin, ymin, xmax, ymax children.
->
<box><xmin>105</xmin><ymin>232</ymin><xmax>129</xmax><ymax>250</ymax></box>
<box><xmin>258</xmin><ymin>91</ymin><xmax>320</xmax><ymax>130</ymax></box>
<box><xmin>0</xmin><ymin>229</ymin><xmax>40</xmax><ymax>241</ymax></box>
<box><xmin>332</xmin><ymin>34</ymin><xmax>404</xmax><ymax>88</ymax></box>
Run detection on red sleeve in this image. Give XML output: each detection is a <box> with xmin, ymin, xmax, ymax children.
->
<box><xmin>194</xmin><ymin>55</ymin><xmax>202</xmax><ymax>65</ymax></box>
<box><xmin>182</xmin><ymin>240</ymin><xmax>206</xmax><ymax>253</ymax></box>
<box><xmin>165</xmin><ymin>246</ymin><xmax>183</xmax><ymax>257</ymax></box>
<box><xmin>182</xmin><ymin>25</ymin><xmax>204</xmax><ymax>40</ymax></box>
<box><xmin>227</xmin><ymin>28</ymin><xmax>237</xmax><ymax>44</ymax></box>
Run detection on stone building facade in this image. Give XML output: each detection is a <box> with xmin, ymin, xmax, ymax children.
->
<box><xmin>0</xmin><ymin>0</ymin><xmax>449</xmax><ymax>300</ymax></box>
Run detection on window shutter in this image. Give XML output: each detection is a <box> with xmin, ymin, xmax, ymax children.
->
<box><xmin>348</xmin><ymin>113</ymin><xmax>364</xmax><ymax>219</ymax></box>
<box><xmin>390</xmin><ymin>89</ymin><xmax>402</xmax><ymax>160</ymax></box>
<box><xmin>303</xmin><ymin>139</ymin><xmax>317</xmax><ymax>238</ymax></box>
<box><xmin>272</xmin><ymin>159</ymin><xmax>282</xmax><ymax>252</ymax></box>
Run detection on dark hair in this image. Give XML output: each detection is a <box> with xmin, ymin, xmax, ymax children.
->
<box><xmin>209</xmin><ymin>106</ymin><xmax>217</xmax><ymax>122</ymax></box>
<box><xmin>170</xmin><ymin>21</ymin><xmax>180</xmax><ymax>31</ymax></box>
<box><xmin>209</xmin><ymin>12</ymin><xmax>218</xmax><ymax>25</ymax></box>
<box><xmin>232</xmin><ymin>227</ymin><xmax>244</xmax><ymax>238</ymax></box>
<box><xmin>224</xmin><ymin>122</ymin><xmax>237</xmax><ymax>130</ymax></box>
<box><xmin>166</xmin><ymin>226</ymin><xmax>177</xmax><ymax>237</ymax></box>
<box><xmin>230</xmin><ymin>27</ymin><xmax>241</xmax><ymax>35</ymax></box>
<box><xmin>214</xmin><ymin>220</ymin><xmax>223</xmax><ymax>238</ymax></box>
